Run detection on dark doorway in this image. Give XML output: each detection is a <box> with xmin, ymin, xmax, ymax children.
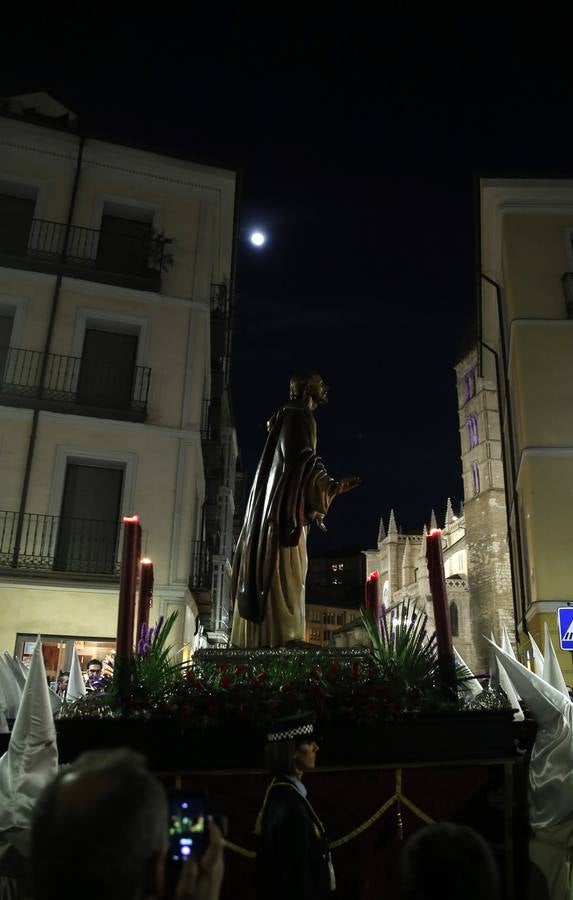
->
<box><xmin>77</xmin><ymin>328</ymin><xmax>137</xmax><ymax>410</ymax></box>
<box><xmin>54</xmin><ymin>463</ymin><xmax>124</xmax><ymax>574</ymax></box>
<box><xmin>0</xmin><ymin>193</ymin><xmax>35</xmax><ymax>256</ymax></box>
<box><xmin>96</xmin><ymin>214</ymin><xmax>152</xmax><ymax>276</ymax></box>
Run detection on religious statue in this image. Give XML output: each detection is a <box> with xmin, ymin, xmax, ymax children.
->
<box><xmin>230</xmin><ymin>371</ymin><xmax>360</xmax><ymax>648</ymax></box>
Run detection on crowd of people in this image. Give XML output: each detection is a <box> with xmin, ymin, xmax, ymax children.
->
<box><xmin>3</xmin><ymin>632</ymin><xmax>566</xmax><ymax>898</ymax></box>
<box><xmin>0</xmin><ymin>643</ymin><xmax>507</xmax><ymax>900</ymax></box>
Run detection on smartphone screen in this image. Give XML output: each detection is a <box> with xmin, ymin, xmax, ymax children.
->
<box><xmin>168</xmin><ymin>793</ymin><xmax>208</xmax><ymax>862</ymax></box>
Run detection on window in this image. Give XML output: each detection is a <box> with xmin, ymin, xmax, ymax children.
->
<box><xmin>0</xmin><ymin>306</ymin><xmax>14</xmax><ymax>381</ymax></box>
<box><xmin>463</xmin><ymin>368</ymin><xmax>476</xmax><ymax>403</ymax></box>
<box><xmin>449</xmin><ymin>602</ymin><xmax>459</xmax><ymax>637</ymax></box>
<box><xmin>331</xmin><ymin>562</ymin><xmax>344</xmax><ymax>585</ymax></box>
<box><xmin>15</xmin><ymin>632</ymin><xmax>115</xmax><ymax>683</ymax></box>
<box><xmin>337</xmin><ymin>613</ymin><xmax>344</xmax><ymax>625</ymax></box>
<box><xmin>55</xmin><ymin>462</ymin><xmax>124</xmax><ymax>574</ymax></box>
<box><xmin>465</xmin><ymin>415</ymin><xmax>479</xmax><ymax>449</ymax></box>
<box><xmin>471</xmin><ymin>461</ymin><xmax>481</xmax><ymax>496</ymax></box>
<box><xmin>97</xmin><ymin>202</ymin><xmax>154</xmax><ymax>277</ymax></box>
<box><xmin>309</xmin><ymin>628</ymin><xmax>321</xmax><ymax>642</ymax></box>
<box><xmin>0</xmin><ymin>187</ymin><xmax>37</xmax><ymax>256</ymax></box>
<box><xmin>76</xmin><ymin>328</ymin><xmax>139</xmax><ymax>411</ymax></box>
<box><xmin>308</xmin><ymin>608</ymin><xmax>321</xmax><ymax>623</ymax></box>
<box><xmin>323</xmin><ymin>630</ymin><xmax>331</xmax><ymax>642</ymax></box>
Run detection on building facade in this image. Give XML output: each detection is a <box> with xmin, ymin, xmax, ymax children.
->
<box><xmin>0</xmin><ymin>93</ymin><xmax>239</xmax><ymax>676</ymax></box>
<box><xmin>305</xmin><ymin>549</ymin><xmax>365</xmax><ymax>646</ymax></box>
<box><xmin>454</xmin><ymin>347</ymin><xmax>514</xmax><ymax>670</ymax></box>
<box><xmin>480</xmin><ymin>177</ymin><xmax>573</xmax><ymax>682</ymax></box>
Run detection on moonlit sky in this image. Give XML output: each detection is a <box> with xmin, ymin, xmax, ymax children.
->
<box><xmin>3</xmin><ymin>9</ymin><xmax>573</xmax><ymax>552</ymax></box>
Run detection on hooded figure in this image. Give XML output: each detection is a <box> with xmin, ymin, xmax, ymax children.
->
<box><xmin>487</xmin><ymin>638</ymin><xmax>573</xmax><ymax>899</ymax></box>
<box><xmin>0</xmin><ymin>637</ymin><xmax>58</xmax><ymax>898</ymax></box>
<box><xmin>230</xmin><ymin>372</ymin><xmax>359</xmax><ymax>648</ymax></box>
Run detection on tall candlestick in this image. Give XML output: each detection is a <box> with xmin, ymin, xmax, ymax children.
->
<box><xmin>135</xmin><ymin>558</ymin><xmax>154</xmax><ymax>648</ymax></box>
<box><xmin>116</xmin><ymin>515</ymin><xmax>141</xmax><ymax>660</ymax></box>
<box><xmin>426</xmin><ymin>528</ymin><xmax>457</xmax><ymax>695</ymax></box>
<box><xmin>366</xmin><ymin>570</ymin><xmax>380</xmax><ymax>621</ymax></box>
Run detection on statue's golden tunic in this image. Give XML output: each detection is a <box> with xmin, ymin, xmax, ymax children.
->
<box><xmin>230</xmin><ymin>401</ymin><xmax>337</xmax><ymax>648</ymax></box>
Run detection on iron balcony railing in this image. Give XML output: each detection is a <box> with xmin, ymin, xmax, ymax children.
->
<box><xmin>0</xmin><ymin>347</ymin><xmax>151</xmax><ymax>414</ymax></box>
<box><xmin>189</xmin><ymin>539</ymin><xmax>212</xmax><ymax>591</ymax></box>
<box><xmin>0</xmin><ymin>211</ymin><xmax>166</xmax><ymax>290</ymax></box>
<box><xmin>0</xmin><ymin>511</ymin><xmax>123</xmax><ymax>575</ymax></box>
<box><xmin>0</xmin><ymin>214</ymin><xmax>166</xmax><ymax>286</ymax></box>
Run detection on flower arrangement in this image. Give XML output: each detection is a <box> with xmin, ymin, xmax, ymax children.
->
<box><xmin>62</xmin><ymin>603</ymin><xmax>507</xmax><ymax>728</ymax></box>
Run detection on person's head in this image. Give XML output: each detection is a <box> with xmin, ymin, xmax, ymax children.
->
<box><xmin>87</xmin><ymin>659</ymin><xmax>102</xmax><ymax>679</ymax></box>
<box><xmin>289</xmin><ymin>371</ymin><xmax>328</xmax><ymax>408</ymax></box>
<box><xmin>31</xmin><ymin>748</ymin><xmax>169</xmax><ymax>900</ymax></box>
<box><xmin>398</xmin><ymin>821</ymin><xmax>500</xmax><ymax>900</ymax></box>
<box><xmin>264</xmin><ymin>713</ymin><xmax>320</xmax><ymax>778</ymax></box>
<box><xmin>56</xmin><ymin>672</ymin><xmax>69</xmax><ymax>692</ymax></box>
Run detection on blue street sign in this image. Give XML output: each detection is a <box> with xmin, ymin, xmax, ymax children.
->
<box><xmin>557</xmin><ymin>608</ymin><xmax>573</xmax><ymax>651</ymax></box>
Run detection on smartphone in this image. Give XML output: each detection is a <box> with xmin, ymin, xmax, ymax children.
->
<box><xmin>168</xmin><ymin>792</ymin><xmax>208</xmax><ymax>862</ymax></box>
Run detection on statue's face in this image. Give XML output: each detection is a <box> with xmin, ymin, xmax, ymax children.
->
<box><xmin>305</xmin><ymin>374</ymin><xmax>329</xmax><ymax>405</ymax></box>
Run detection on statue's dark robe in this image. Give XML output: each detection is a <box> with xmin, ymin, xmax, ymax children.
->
<box><xmin>230</xmin><ymin>401</ymin><xmax>335</xmax><ymax>648</ymax></box>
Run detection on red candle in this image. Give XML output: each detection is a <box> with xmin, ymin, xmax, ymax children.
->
<box><xmin>135</xmin><ymin>558</ymin><xmax>154</xmax><ymax>645</ymax></box>
<box><xmin>366</xmin><ymin>570</ymin><xmax>380</xmax><ymax>620</ymax></box>
<box><xmin>426</xmin><ymin>529</ymin><xmax>456</xmax><ymax>694</ymax></box>
<box><xmin>116</xmin><ymin>515</ymin><xmax>142</xmax><ymax>659</ymax></box>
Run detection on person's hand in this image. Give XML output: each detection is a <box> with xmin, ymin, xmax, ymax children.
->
<box><xmin>315</xmin><ymin>514</ymin><xmax>328</xmax><ymax>532</ymax></box>
<box><xmin>175</xmin><ymin>819</ymin><xmax>224</xmax><ymax>900</ymax></box>
<box><xmin>334</xmin><ymin>475</ymin><xmax>361</xmax><ymax>495</ymax></box>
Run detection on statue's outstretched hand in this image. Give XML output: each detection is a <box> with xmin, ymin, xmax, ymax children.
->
<box><xmin>335</xmin><ymin>475</ymin><xmax>361</xmax><ymax>495</ymax></box>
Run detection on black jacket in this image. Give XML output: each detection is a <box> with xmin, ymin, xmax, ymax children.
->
<box><xmin>256</xmin><ymin>778</ymin><xmax>332</xmax><ymax>900</ymax></box>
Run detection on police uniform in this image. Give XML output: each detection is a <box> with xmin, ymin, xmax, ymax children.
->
<box><xmin>256</xmin><ymin>715</ymin><xmax>335</xmax><ymax>900</ymax></box>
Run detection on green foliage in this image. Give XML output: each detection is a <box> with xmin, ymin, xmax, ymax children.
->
<box><xmin>63</xmin><ymin>604</ymin><xmax>492</xmax><ymax>727</ymax></box>
<box><xmin>361</xmin><ymin>600</ymin><xmax>440</xmax><ymax>689</ymax></box>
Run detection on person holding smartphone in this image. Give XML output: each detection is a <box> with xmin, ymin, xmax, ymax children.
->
<box><xmin>256</xmin><ymin>712</ymin><xmax>335</xmax><ymax>899</ymax></box>
<box><xmin>30</xmin><ymin>748</ymin><xmax>224</xmax><ymax>900</ymax></box>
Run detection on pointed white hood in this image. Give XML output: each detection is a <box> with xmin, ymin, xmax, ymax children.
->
<box><xmin>454</xmin><ymin>647</ymin><xmax>483</xmax><ymax>697</ymax></box>
<box><xmin>4</xmin><ymin>651</ymin><xmax>26</xmax><ymax>691</ymax></box>
<box><xmin>501</xmin><ymin>625</ymin><xmax>517</xmax><ymax>659</ymax></box>
<box><xmin>65</xmin><ymin>644</ymin><xmax>86</xmax><ymax>704</ymax></box>
<box><xmin>488</xmin><ymin>631</ymin><xmax>501</xmax><ymax>689</ymax></box>
<box><xmin>528</xmin><ymin>633</ymin><xmax>544</xmax><ymax>677</ymax></box>
<box><xmin>542</xmin><ymin>622</ymin><xmax>569</xmax><ymax>699</ymax></box>
<box><xmin>16</xmin><ymin>658</ymin><xmax>29</xmax><ymax>682</ymax></box>
<box><xmin>0</xmin><ymin>637</ymin><xmax>58</xmax><ymax>831</ymax></box>
<box><xmin>0</xmin><ymin>657</ymin><xmax>22</xmax><ymax>719</ymax></box>
<box><xmin>485</xmin><ymin>638</ymin><xmax>573</xmax><ymax>829</ymax></box>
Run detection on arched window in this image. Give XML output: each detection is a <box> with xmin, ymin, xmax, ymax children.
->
<box><xmin>449</xmin><ymin>601</ymin><xmax>459</xmax><ymax>637</ymax></box>
<box><xmin>471</xmin><ymin>461</ymin><xmax>481</xmax><ymax>495</ymax></box>
<box><xmin>463</xmin><ymin>368</ymin><xmax>477</xmax><ymax>403</ymax></box>
<box><xmin>465</xmin><ymin>415</ymin><xmax>479</xmax><ymax>449</ymax></box>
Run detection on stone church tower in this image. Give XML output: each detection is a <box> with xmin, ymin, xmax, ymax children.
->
<box><xmin>455</xmin><ymin>348</ymin><xmax>514</xmax><ymax>670</ymax></box>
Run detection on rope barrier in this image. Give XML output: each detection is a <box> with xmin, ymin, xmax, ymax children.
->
<box><xmin>222</xmin><ymin>768</ymin><xmax>434</xmax><ymax>858</ymax></box>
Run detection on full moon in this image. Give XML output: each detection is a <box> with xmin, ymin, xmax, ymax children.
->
<box><xmin>250</xmin><ymin>231</ymin><xmax>266</xmax><ymax>247</ymax></box>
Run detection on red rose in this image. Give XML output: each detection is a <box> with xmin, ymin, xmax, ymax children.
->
<box><xmin>351</xmin><ymin>661</ymin><xmax>360</xmax><ymax>682</ymax></box>
<box><xmin>235</xmin><ymin>664</ymin><xmax>248</xmax><ymax>675</ymax></box>
<box><xmin>221</xmin><ymin>675</ymin><xmax>233</xmax><ymax>689</ymax></box>
<box><xmin>218</xmin><ymin>662</ymin><xmax>229</xmax><ymax>673</ymax></box>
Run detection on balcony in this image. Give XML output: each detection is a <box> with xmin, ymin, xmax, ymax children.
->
<box><xmin>189</xmin><ymin>539</ymin><xmax>213</xmax><ymax>591</ymax></box>
<box><xmin>0</xmin><ymin>347</ymin><xmax>151</xmax><ymax>421</ymax></box>
<box><xmin>0</xmin><ymin>511</ymin><xmax>123</xmax><ymax>578</ymax></box>
<box><xmin>0</xmin><ymin>215</ymin><xmax>167</xmax><ymax>292</ymax></box>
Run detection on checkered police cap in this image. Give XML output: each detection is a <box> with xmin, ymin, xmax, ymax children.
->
<box><xmin>266</xmin><ymin>712</ymin><xmax>316</xmax><ymax>743</ymax></box>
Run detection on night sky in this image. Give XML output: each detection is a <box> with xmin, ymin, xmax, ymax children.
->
<box><xmin>2</xmin><ymin>9</ymin><xmax>573</xmax><ymax>554</ymax></box>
